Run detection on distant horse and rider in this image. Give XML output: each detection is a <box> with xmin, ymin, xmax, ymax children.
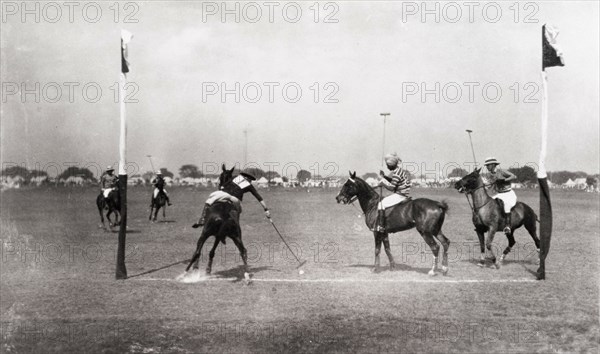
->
<box><xmin>149</xmin><ymin>171</ymin><xmax>172</xmax><ymax>222</ymax></box>
<box><xmin>185</xmin><ymin>164</ymin><xmax>271</xmax><ymax>277</ymax></box>
<box><xmin>96</xmin><ymin>166</ymin><xmax>120</xmax><ymax>230</ymax></box>
<box><xmin>336</xmin><ymin>153</ymin><xmax>451</xmax><ymax>276</ymax></box>
<box><xmin>454</xmin><ymin>158</ymin><xmax>540</xmax><ymax>268</ymax></box>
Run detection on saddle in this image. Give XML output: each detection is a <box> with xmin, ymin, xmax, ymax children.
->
<box><xmin>383</xmin><ymin>197</ymin><xmax>412</xmax><ymax>216</ymax></box>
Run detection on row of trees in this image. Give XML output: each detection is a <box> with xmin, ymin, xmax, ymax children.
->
<box><xmin>178</xmin><ymin>164</ymin><xmax>314</xmax><ymax>182</ymax></box>
<box><xmin>2</xmin><ymin>164</ymin><xmax>597</xmax><ymax>187</ymax></box>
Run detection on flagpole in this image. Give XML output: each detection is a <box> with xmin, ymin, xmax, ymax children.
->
<box><xmin>116</xmin><ymin>31</ymin><xmax>131</xmax><ymax>280</ymax></box>
<box><xmin>537</xmin><ymin>22</ymin><xmax>562</xmax><ymax>280</ymax></box>
<box><xmin>116</xmin><ymin>73</ymin><xmax>128</xmax><ymax>280</ymax></box>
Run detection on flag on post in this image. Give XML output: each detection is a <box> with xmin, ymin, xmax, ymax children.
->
<box><xmin>542</xmin><ymin>24</ymin><xmax>564</xmax><ymax>70</ymax></box>
<box><xmin>121</xmin><ymin>29</ymin><xmax>133</xmax><ymax>74</ymax></box>
<box><xmin>537</xmin><ymin>24</ymin><xmax>564</xmax><ymax>280</ymax></box>
<box><xmin>116</xmin><ymin>29</ymin><xmax>133</xmax><ymax>280</ymax></box>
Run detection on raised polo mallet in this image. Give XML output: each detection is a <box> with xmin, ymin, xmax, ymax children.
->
<box><xmin>267</xmin><ymin>216</ymin><xmax>307</xmax><ymax>273</ymax></box>
<box><xmin>146</xmin><ymin>155</ymin><xmax>156</xmax><ymax>172</ymax></box>
<box><xmin>466</xmin><ymin>130</ymin><xmax>477</xmax><ymax>166</ymax></box>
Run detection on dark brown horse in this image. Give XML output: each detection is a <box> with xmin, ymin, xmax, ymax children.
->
<box><xmin>96</xmin><ymin>188</ymin><xmax>120</xmax><ymax>230</ymax></box>
<box><xmin>185</xmin><ymin>165</ymin><xmax>249</xmax><ymax>277</ymax></box>
<box><xmin>149</xmin><ymin>189</ymin><xmax>167</xmax><ymax>222</ymax></box>
<box><xmin>454</xmin><ymin>168</ymin><xmax>540</xmax><ymax>268</ymax></box>
<box><xmin>336</xmin><ymin>172</ymin><xmax>451</xmax><ymax>276</ymax></box>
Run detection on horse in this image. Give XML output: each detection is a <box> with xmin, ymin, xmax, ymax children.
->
<box><xmin>336</xmin><ymin>171</ymin><xmax>451</xmax><ymax>276</ymax></box>
<box><xmin>149</xmin><ymin>188</ymin><xmax>167</xmax><ymax>222</ymax></box>
<box><xmin>96</xmin><ymin>187</ymin><xmax>120</xmax><ymax>230</ymax></box>
<box><xmin>454</xmin><ymin>168</ymin><xmax>540</xmax><ymax>268</ymax></box>
<box><xmin>185</xmin><ymin>165</ymin><xmax>249</xmax><ymax>277</ymax></box>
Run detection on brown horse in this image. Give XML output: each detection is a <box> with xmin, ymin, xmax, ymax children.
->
<box><xmin>336</xmin><ymin>171</ymin><xmax>451</xmax><ymax>276</ymax></box>
<box><xmin>149</xmin><ymin>189</ymin><xmax>167</xmax><ymax>222</ymax></box>
<box><xmin>96</xmin><ymin>188</ymin><xmax>120</xmax><ymax>230</ymax></box>
<box><xmin>185</xmin><ymin>165</ymin><xmax>249</xmax><ymax>277</ymax></box>
<box><xmin>454</xmin><ymin>168</ymin><xmax>540</xmax><ymax>268</ymax></box>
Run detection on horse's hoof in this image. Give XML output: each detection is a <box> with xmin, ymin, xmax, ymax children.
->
<box><xmin>442</xmin><ymin>266</ymin><xmax>449</xmax><ymax>276</ymax></box>
<box><xmin>477</xmin><ymin>260</ymin><xmax>485</xmax><ymax>267</ymax></box>
<box><xmin>389</xmin><ymin>263</ymin><xmax>396</xmax><ymax>271</ymax></box>
<box><xmin>428</xmin><ymin>269</ymin><xmax>437</xmax><ymax>277</ymax></box>
<box><xmin>206</xmin><ymin>268</ymin><xmax>212</xmax><ymax>275</ymax></box>
<box><xmin>371</xmin><ymin>267</ymin><xmax>380</xmax><ymax>274</ymax></box>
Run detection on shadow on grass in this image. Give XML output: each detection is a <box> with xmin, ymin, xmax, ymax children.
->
<box><xmin>127</xmin><ymin>259</ymin><xmax>190</xmax><ymax>279</ymax></box>
<box><xmin>108</xmin><ymin>228</ymin><xmax>142</xmax><ymax>234</ymax></box>
<box><xmin>148</xmin><ymin>219</ymin><xmax>176</xmax><ymax>224</ymax></box>
<box><xmin>348</xmin><ymin>263</ymin><xmax>431</xmax><ymax>275</ymax></box>
<box><xmin>212</xmin><ymin>265</ymin><xmax>273</xmax><ymax>281</ymax></box>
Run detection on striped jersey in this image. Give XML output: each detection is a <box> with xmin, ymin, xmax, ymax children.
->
<box><xmin>387</xmin><ymin>167</ymin><xmax>411</xmax><ymax>196</ymax></box>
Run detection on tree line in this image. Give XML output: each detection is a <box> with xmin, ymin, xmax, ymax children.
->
<box><xmin>2</xmin><ymin>164</ymin><xmax>597</xmax><ymax>187</ymax></box>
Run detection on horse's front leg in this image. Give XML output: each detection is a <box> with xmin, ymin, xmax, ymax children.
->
<box><xmin>382</xmin><ymin>235</ymin><xmax>395</xmax><ymax>270</ymax></box>
<box><xmin>107</xmin><ymin>209</ymin><xmax>114</xmax><ymax>228</ymax></box>
<box><xmin>148</xmin><ymin>205</ymin><xmax>154</xmax><ymax>221</ymax></box>
<box><xmin>475</xmin><ymin>227</ymin><xmax>486</xmax><ymax>267</ymax></box>
<box><xmin>485</xmin><ymin>227</ymin><xmax>500</xmax><ymax>269</ymax></box>
<box><xmin>372</xmin><ymin>233</ymin><xmax>383</xmax><ymax>273</ymax></box>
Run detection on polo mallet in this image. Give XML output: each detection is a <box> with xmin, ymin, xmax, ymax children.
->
<box><xmin>464</xmin><ymin>130</ymin><xmax>479</xmax><ymax>220</ymax></box>
<box><xmin>465</xmin><ymin>130</ymin><xmax>477</xmax><ymax>166</ymax></box>
<box><xmin>146</xmin><ymin>155</ymin><xmax>156</xmax><ymax>173</ymax></box>
<box><xmin>266</xmin><ymin>217</ymin><xmax>307</xmax><ymax>271</ymax></box>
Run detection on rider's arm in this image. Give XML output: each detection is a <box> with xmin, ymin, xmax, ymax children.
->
<box><xmin>248</xmin><ymin>185</ymin><xmax>271</xmax><ymax>217</ymax></box>
<box><xmin>499</xmin><ymin>169</ymin><xmax>517</xmax><ymax>182</ymax></box>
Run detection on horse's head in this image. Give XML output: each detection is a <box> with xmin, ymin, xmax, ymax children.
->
<box><xmin>454</xmin><ymin>167</ymin><xmax>482</xmax><ymax>193</ymax></box>
<box><xmin>219</xmin><ymin>164</ymin><xmax>235</xmax><ymax>189</ymax></box>
<box><xmin>336</xmin><ymin>171</ymin><xmax>361</xmax><ymax>204</ymax></box>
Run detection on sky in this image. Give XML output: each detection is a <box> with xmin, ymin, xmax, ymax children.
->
<box><xmin>1</xmin><ymin>1</ymin><xmax>598</xmax><ymax>179</ymax></box>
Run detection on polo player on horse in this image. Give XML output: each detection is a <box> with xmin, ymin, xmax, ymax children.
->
<box><xmin>482</xmin><ymin>157</ymin><xmax>517</xmax><ymax>234</ymax></box>
<box><xmin>376</xmin><ymin>153</ymin><xmax>411</xmax><ymax>233</ymax></box>
<box><xmin>150</xmin><ymin>171</ymin><xmax>172</xmax><ymax>207</ymax></box>
<box><xmin>100</xmin><ymin>166</ymin><xmax>119</xmax><ymax>201</ymax></box>
<box><xmin>192</xmin><ymin>167</ymin><xmax>270</xmax><ymax>228</ymax></box>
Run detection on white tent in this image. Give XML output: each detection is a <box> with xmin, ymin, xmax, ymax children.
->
<box><xmin>256</xmin><ymin>177</ymin><xmax>269</xmax><ymax>188</ymax></box>
<box><xmin>365</xmin><ymin>177</ymin><xmax>378</xmax><ymax>187</ymax></box>
<box><xmin>271</xmin><ymin>177</ymin><xmax>284</xmax><ymax>186</ymax></box>
<box><xmin>574</xmin><ymin>178</ymin><xmax>588</xmax><ymax>189</ymax></box>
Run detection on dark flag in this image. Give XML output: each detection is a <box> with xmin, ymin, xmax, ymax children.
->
<box><xmin>542</xmin><ymin>24</ymin><xmax>564</xmax><ymax>70</ymax></box>
<box><xmin>537</xmin><ymin>24</ymin><xmax>564</xmax><ymax>280</ymax></box>
<box><xmin>121</xmin><ymin>30</ymin><xmax>133</xmax><ymax>74</ymax></box>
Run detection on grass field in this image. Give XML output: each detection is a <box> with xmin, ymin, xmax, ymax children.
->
<box><xmin>1</xmin><ymin>186</ymin><xmax>598</xmax><ymax>353</ymax></box>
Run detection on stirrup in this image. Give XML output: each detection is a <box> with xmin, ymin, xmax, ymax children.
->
<box><xmin>376</xmin><ymin>225</ymin><xmax>386</xmax><ymax>233</ymax></box>
<box><xmin>503</xmin><ymin>226</ymin><xmax>511</xmax><ymax>234</ymax></box>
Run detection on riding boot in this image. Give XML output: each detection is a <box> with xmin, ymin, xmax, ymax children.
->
<box><xmin>376</xmin><ymin>210</ymin><xmax>386</xmax><ymax>233</ymax></box>
<box><xmin>192</xmin><ymin>203</ymin><xmax>210</xmax><ymax>228</ymax></box>
<box><xmin>503</xmin><ymin>211</ymin><xmax>512</xmax><ymax>234</ymax></box>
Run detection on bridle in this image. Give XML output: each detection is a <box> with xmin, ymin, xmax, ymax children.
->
<box><xmin>461</xmin><ymin>183</ymin><xmax>493</xmax><ymax>216</ymax></box>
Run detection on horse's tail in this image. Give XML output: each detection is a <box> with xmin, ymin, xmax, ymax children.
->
<box><xmin>438</xmin><ymin>200</ymin><xmax>449</xmax><ymax>214</ymax></box>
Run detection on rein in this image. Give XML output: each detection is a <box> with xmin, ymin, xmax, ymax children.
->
<box><xmin>463</xmin><ymin>184</ymin><xmax>493</xmax><ymax>216</ymax></box>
